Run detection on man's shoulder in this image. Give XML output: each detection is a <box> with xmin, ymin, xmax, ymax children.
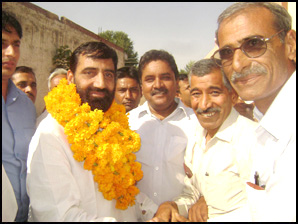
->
<box><xmin>220</xmin><ymin>108</ymin><xmax>257</xmax><ymax>137</ymax></box>
<box><xmin>128</xmin><ymin>104</ymin><xmax>147</xmax><ymax>119</ymax></box>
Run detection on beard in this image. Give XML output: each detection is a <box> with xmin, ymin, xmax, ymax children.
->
<box><xmin>76</xmin><ymin>85</ymin><xmax>115</xmax><ymax>112</ymax></box>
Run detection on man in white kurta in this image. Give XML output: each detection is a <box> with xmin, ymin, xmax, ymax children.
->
<box><xmin>27</xmin><ymin>114</ymin><xmax>140</xmax><ymax>222</ymax></box>
<box><xmin>26</xmin><ymin>41</ymin><xmax>142</xmax><ymax>222</ymax></box>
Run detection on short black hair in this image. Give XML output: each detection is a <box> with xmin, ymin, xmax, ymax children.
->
<box><xmin>69</xmin><ymin>41</ymin><xmax>118</xmax><ymax>73</ymax></box>
<box><xmin>2</xmin><ymin>11</ymin><xmax>22</xmax><ymax>38</ymax></box>
<box><xmin>13</xmin><ymin>66</ymin><xmax>36</xmax><ymax>78</ymax></box>
<box><xmin>116</xmin><ymin>66</ymin><xmax>140</xmax><ymax>86</ymax></box>
<box><xmin>138</xmin><ymin>49</ymin><xmax>179</xmax><ymax>81</ymax></box>
<box><xmin>178</xmin><ymin>73</ymin><xmax>188</xmax><ymax>81</ymax></box>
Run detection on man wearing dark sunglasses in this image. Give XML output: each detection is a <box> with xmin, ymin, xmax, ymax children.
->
<box><xmin>213</xmin><ymin>2</ymin><xmax>296</xmax><ymax>222</ymax></box>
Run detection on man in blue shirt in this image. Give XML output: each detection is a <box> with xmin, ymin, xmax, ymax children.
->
<box><xmin>2</xmin><ymin>11</ymin><xmax>36</xmax><ymax>222</ymax></box>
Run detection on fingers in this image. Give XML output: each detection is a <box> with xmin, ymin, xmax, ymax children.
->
<box><xmin>173</xmin><ymin>212</ymin><xmax>189</xmax><ymax>222</ymax></box>
<box><xmin>189</xmin><ymin>208</ymin><xmax>204</xmax><ymax>222</ymax></box>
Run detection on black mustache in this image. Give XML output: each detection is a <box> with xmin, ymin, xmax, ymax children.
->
<box><xmin>26</xmin><ymin>92</ymin><xmax>34</xmax><ymax>98</ymax></box>
<box><xmin>196</xmin><ymin>107</ymin><xmax>221</xmax><ymax>114</ymax></box>
<box><xmin>151</xmin><ymin>88</ymin><xmax>168</xmax><ymax>96</ymax></box>
<box><xmin>87</xmin><ymin>88</ymin><xmax>109</xmax><ymax>95</ymax></box>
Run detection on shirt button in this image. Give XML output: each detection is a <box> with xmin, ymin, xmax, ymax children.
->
<box><xmin>155</xmin><ymin>166</ymin><xmax>159</xmax><ymax>171</ymax></box>
<box><xmin>154</xmin><ymin>192</ymin><xmax>157</xmax><ymax>196</ymax></box>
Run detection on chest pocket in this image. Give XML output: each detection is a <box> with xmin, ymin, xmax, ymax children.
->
<box><xmin>203</xmin><ymin>171</ymin><xmax>247</xmax><ymax>213</ymax></box>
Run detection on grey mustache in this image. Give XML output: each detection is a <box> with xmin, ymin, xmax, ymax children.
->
<box><xmin>230</xmin><ymin>64</ymin><xmax>267</xmax><ymax>83</ymax></box>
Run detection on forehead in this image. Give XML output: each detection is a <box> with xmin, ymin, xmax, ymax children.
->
<box><xmin>2</xmin><ymin>26</ymin><xmax>21</xmax><ymax>41</ymax></box>
<box><xmin>142</xmin><ymin>60</ymin><xmax>174</xmax><ymax>75</ymax></box>
<box><xmin>13</xmin><ymin>72</ymin><xmax>36</xmax><ymax>82</ymax></box>
<box><xmin>179</xmin><ymin>79</ymin><xmax>189</xmax><ymax>86</ymax></box>
<box><xmin>218</xmin><ymin>7</ymin><xmax>276</xmax><ymax>46</ymax></box>
<box><xmin>116</xmin><ymin>77</ymin><xmax>139</xmax><ymax>87</ymax></box>
<box><xmin>191</xmin><ymin>70</ymin><xmax>224</xmax><ymax>88</ymax></box>
<box><xmin>76</xmin><ymin>54</ymin><xmax>115</xmax><ymax>70</ymax></box>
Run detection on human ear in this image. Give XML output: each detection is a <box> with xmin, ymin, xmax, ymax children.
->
<box><xmin>285</xmin><ymin>29</ymin><xmax>296</xmax><ymax>63</ymax></box>
<box><xmin>230</xmin><ymin>88</ymin><xmax>239</xmax><ymax>106</ymax></box>
<box><xmin>67</xmin><ymin>70</ymin><xmax>74</xmax><ymax>84</ymax></box>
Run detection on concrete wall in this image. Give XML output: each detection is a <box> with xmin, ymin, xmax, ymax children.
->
<box><xmin>2</xmin><ymin>2</ymin><xmax>126</xmax><ymax>116</ymax></box>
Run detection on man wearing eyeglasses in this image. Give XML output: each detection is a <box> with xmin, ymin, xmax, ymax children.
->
<box><xmin>212</xmin><ymin>2</ymin><xmax>296</xmax><ymax>222</ymax></box>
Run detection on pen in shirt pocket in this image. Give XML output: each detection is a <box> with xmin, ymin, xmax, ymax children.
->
<box><xmin>254</xmin><ymin>171</ymin><xmax>260</xmax><ymax>186</ymax></box>
<box><xmin>254</xmin><ymin>171</ymin><xmax>266</xmax><ymax>189</ymax></box>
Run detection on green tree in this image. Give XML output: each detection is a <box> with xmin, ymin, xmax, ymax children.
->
<box><xmin>99</xmin><ymin>30</ymin><xmax>138</xmax><ymax>67</ymax></box>
<box><xmin>179</xmin><ymin>60</ymin><xmax>196</xmax><ymax>74</ymax></box>
<box><xmin>52</xmin><ymin>45</ymin><xmax>72</xmax><ymax>70</ymax></box>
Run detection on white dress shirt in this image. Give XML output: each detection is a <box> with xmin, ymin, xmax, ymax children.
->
<box><xmin>2</xmin><ymin>165</ymin><xmax>18</xmax><ymax>222</ymax></box>
<box><xmin>128</xmin><ymin>98</ymin><xmax>200</xmax><ymax>207</ymax></box>
<box><xmin>27</xmin><ymin>114</ymin><xmax>141</xmax><ymax>222</ymax></box>
<box><xmin>174</xmin><ymin>108</ymin><xmax>258</xmax><ymax>220</ymax></box>
<box><xmin>247</xmin><ymin>71</ymin><xmax>296</xmax><ymax>221</ymax></box>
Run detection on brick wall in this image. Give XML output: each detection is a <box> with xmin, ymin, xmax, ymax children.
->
<box><xmin>2</xmin><ymin>2</ymin><xmax>125</xmax><ymax>116</ymax></box>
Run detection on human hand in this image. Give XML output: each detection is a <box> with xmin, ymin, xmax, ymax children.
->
<box><xmin>150</xmin><ymin>201</ymin><xmax>184</xmax><ymax>222</ymax></box>
<box><xmin>149</xmin><ymin>212</ymin><xmax>189</xmax><ymax>222</ymax></box>
<box><xmin>188</xmin><ymin>196</ymin><xmax>208</xmax><ymax>222</ymax></box>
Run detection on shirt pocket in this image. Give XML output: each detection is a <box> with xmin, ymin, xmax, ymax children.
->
<box><xmin>203</xmin><ymin>171</ymin><xmax>247</xmax><ymax>213</ymax></box>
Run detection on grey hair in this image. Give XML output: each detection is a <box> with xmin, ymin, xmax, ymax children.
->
<box><xmin>215</xmin><ymin>2</ymin><xmax>292</xmax><ymax>45</ymax></box>
<box><xmin>48</xmin><ymin>68</ymin><xmax>67</xmax><ymax>90</ymax></box>
<box><xmin>189</xmin><ymin>58</ymin><xmax>232</xmax><ymax>92</ymax></box>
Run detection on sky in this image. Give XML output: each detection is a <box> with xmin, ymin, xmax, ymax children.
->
<box><xmin>31</xmin><ymin>2</ymin><xmax>235</xmax><ymax>71</ymax></box>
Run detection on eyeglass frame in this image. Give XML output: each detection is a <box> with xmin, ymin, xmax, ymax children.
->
<box><xmin>211</xmin><ymin>29</ymin><xmax>284</xmax><ymax>67</ymax></box>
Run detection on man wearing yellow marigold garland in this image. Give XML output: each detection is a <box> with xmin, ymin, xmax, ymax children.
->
<box><xmin>27</xmin><ymin>42</ymin><xmax>144</xmax><ymax>221</ymax></box>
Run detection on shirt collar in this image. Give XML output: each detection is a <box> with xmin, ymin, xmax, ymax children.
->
<box><xmin>136</xmin><ymin>98</ymin><xmax>191</xmax><ymax>120</ymax></box>
<box><xmin>212</xmin><ymin>107</ymin><xmax>240</xmax><ymax>143</ymax></box>
<box><xmin>257</xmin><ymin>71</ymin><xmax>296</xmax><ymax>140</ymax></box>
<box><xmin>6</xmin><ymin>79</ymin><xmax>21</xmax><ymax>105</ymax></box>
<box><xmin>253</xmin><ymin>106</ymin><xmax>263</xmax><ymax>122</ymax></box>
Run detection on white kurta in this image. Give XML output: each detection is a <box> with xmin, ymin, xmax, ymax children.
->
<box><xmin>174</xmin><ymin>108</ymin><xmax>258</xmax><ymax>220</ymax></box>
<box><xmin>27</xmin><ymin>114</ymin><xmax>141</xmax><ymax>222</ymax></box>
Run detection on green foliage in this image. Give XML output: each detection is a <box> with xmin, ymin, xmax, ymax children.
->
<box><xmin>179</xmin><ymin>60</ymin><xmax>196</xmax><ymax>74</ymax></box>
<box><xmin>52</xmin><ymin>45</ymin><xmax>72</xmax><ymax>70</ymax></box>
<box><xmin>99</xmin><ymin>30</ymin><xmax>138</xmax><ymax>67</ymax></box>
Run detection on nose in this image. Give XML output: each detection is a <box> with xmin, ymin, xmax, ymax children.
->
<box><xmin>24</xmin><ymin>85</ymin><xmax>33</xmax><ymax>93</ymax></box>
<box><xmin>199</xmin><ymin>93</ymin><xmax>212</xmax><ymax>111</ymax></box>
<box><xmin>124</xmin><ymin>89</ymin><xmax>133</xmax><ymax>99</ymax></box>
<box><xmin>93</xmin><ymin>73</ymin><xmax>106</xmax><ymax>89</ymax></box>
<box><xmin>4</xmin><ymin>44</ymin><xmax>15</xmax><ymax>57</ymax></box>
<box><xmin>231</xmin><ymin>49</ymin><xmax>248</xmax><ymax>74</ymax></box>
<box><xmin>153</xmin><ymin>78</ymin><xmax>163</xmax><ymax>89</ymax></box>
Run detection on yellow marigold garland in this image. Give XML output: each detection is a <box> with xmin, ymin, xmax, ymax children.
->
<box><xmin>44</xmin><ymin>78</ymin><xmax>143</xmax><ymax>210</ymax></box>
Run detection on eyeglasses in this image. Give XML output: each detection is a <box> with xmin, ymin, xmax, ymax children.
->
<box><xmin>212</xmin><ymin>30</ymin><xmax>284</xmax><ymax>67</ymax></box>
